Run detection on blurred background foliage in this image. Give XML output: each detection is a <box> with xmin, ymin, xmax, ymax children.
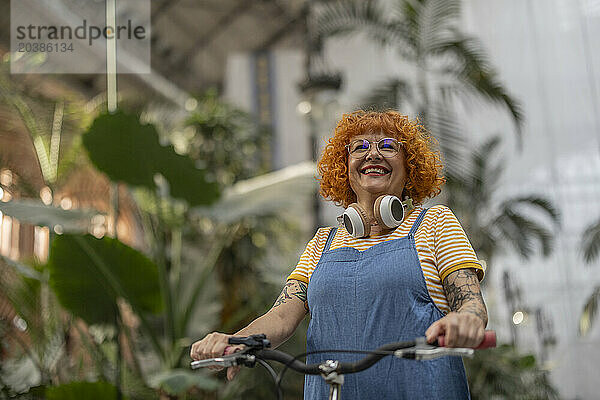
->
<box><xmin>465</xmin><ymin>345</ymin><xmax>560</xmax><ymax>400</ymax></box>
<box><xmin>0</xmin><ymin>73</ymin><xmax>306</xmax><ymax>399</ymax></box>
<box><xmin>2</xmin><ymin>0</ymin><xmax>587</xmax><ymax>398</ymax></box>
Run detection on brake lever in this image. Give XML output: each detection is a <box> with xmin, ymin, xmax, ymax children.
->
<box><xmin>190</xmin><ymin>353</ymin><xmax>257</xmax><ymax>369</ymax></box>
<box><xmin>190</xmin><ymin>335</ymin><xmax>270</xmax><ymax>370</ymax></box>
<box><xmin>394</xmin><ymin>337</ymin><xmax>474</xmax><ymax>361</ymax></box>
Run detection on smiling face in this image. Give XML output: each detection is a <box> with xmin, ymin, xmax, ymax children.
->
<box><xmin>347</xmin><ymin>131</ymin><xmax>407</xmax><ymax>202</ymax></box>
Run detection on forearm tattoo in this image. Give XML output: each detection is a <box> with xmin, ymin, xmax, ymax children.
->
<box><xmin>273</xmin><ymin>280</ymin><xmax>309</xmax><ymax>313</ymax></box>
<box><xmin>443</xmin><ymin>269</ymin><xmax>488</xmax><ymax>326</ymax></box>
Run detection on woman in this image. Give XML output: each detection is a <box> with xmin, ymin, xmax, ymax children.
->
<box><xmin>191</xmin><ymin>110</ymin><xmax>487</xmax><ymax>399</ymax></box>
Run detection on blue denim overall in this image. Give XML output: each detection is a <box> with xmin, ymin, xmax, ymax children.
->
<box><xmin>304</xmin><ymin>209</ymin><xmax>470</xmax><ymax>399</ymax></box>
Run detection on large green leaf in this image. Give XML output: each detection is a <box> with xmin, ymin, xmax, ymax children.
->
<box><xmin>45</xmin><ymin>381</ymin><xmax>126</xmax><ymax>400</ymax></box>
<box><xmin>156</xmin><ymin>148</ymin><xmax>219</xmax><ymax>208</ymax></box>
<box><xmin>0</xmin><ymin>199</ymin><xmax>98</xmax><ymax>232</ymax></box>
<box><xmin>148</xmin><ymin>369</ymin><xmax>219</xmax><ymax>395</ymax></box>
<box><xmin>82</xmin><ymin>110</ymin><xmax>219</xmax><ymax>206</ymax></box>
<box><xmin>47</xmin><ymin>234</ymin><xmax>162</xmax><ymax>325</ymax></box>
<box><xmin>82</xmin><ymin>111</ymin><xmax>156</xmax><ymax>188</ymax></box>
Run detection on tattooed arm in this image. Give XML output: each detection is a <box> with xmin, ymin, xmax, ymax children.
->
<box><xmin>272</xmin><ymin>279</ymin><xmax>310</xmax><ymax>313</ymax></box>
<box><xmin>425</xmin><ymin>268</ymin><xmax>488</xmax><ymax>347</ymax></box>
<box><xmin>443</xmin><ymin>269</ymin><xmax>488</xmax><ymax>327</ymax></box>
<box><xmin>232</xmin><ymin>279</ymin><xmax>309</xmax><ymax>348</ymax></box>
<box><xmin>190</xmin><ymin>279</ymin><xmax>309</xmax><ymax>380</ymax></box>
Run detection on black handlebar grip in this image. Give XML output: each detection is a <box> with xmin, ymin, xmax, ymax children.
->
<box><xmin>228</xmin><ymin>334</ymin><xmax>271</xmax><ymax>349</ymax></box>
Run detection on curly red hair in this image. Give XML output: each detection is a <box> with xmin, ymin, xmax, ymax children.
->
<box><xmin>318</xmin><ymin>110</ymin><xmax>445</xmax><ymax>207</ymax></box>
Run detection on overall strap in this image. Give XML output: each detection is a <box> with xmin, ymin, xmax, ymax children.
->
<box><xmin>408</xmin><ymin>208</ymin><xmax>429</xmax><ymax>236</ymax></box>
<box><xmin>324</xmin><ymin>227</ymin><xmax>337</xmax><ymax>252</ymax></box>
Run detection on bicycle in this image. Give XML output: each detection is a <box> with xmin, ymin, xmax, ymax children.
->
<box><xmin>190</xmin><ymin>331</ymin><xmax>496</xmax><ymax>400</ymax></box>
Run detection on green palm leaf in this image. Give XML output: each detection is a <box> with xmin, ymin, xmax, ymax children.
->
<box><xmin>314</xmin><ymin>0</ymin><xmax>414</xmax><ymax>58</ymax></box>
<box><xmin>426</xmin><ymin>101</ymin><xmax>470</xmax><ymax>181</ymax></box>
<box><xmin>0</xmin><ymin>254</ymin><xmax>45</xmax><ymax>281</ymax></box>
<box><xmin>582</xmin><ymin>218</ymin><xmax>600</xmax><ymax>263</ymax></box>
<box><xmin>508</xmin><ymin>196</ymin><xmax>560</xmax><ymax>223</ymax></box>
<box><xmin>359</xmin><ymin>78</ymin><xmax>411</xmax><ymax>111</ymax></box>
<box><xmin>493</xmin><ymin>204</ymin><xmax>555</xmax><ymax>259</ymax></box>
<box><xmin>471</xmin><ymin>136</ymin><xmax>503</xmax><ymax>203</ymax></box>
<box><xmin>493</xmin><ymin>209</ymin><xmax>533</xmax><ymax>258</ymax></box>
<box><xmin>319</xmin><ymin>0</ymin><xmax>523</xmax><ymax>144</ymax></box>
<box><xmin>414</xmin><ymin>0</ymin><xmax>462</xmax><ymax>54</ymax></box>
<box><xmin>435</xmin><ymin>35</ymin><xmax>524</xmax><ymax>136</ymax></box>
<box><xmin>447</xmin><ymin>135</ymin><xmax>559</xmax><ymax>261</ymax></box>
<box><xmin>579</xmin><ymin>286</ymin><xmax>600</xmax><ymax>336</ymax></box>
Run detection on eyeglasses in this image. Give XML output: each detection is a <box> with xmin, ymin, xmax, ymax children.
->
<box><xmin>345</xmin><ymin>138</ymin><xmax>402</xmax><ymax>158</ymax></box>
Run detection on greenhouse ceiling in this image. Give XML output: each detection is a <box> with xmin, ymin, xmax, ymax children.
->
<box><xmin>0</xmin><ymin>0</ymin><xmax>308</xmax><ymax>99</ymax></box>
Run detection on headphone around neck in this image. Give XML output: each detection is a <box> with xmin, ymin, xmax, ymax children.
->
<box><xmin>338</xmin><ymin>195</ymin><xmax>414</xmax><ymax>238</ymax></box>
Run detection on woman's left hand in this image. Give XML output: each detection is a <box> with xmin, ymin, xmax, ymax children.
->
<box><xmin>425</xmin><ymin>311</ymin><xmax>485</xmax><ymax>348</ymax></box>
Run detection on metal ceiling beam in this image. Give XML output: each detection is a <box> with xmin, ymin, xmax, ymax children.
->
<box><xmin>170</xmin><ymin>0</ymin><xmax>256</xmax><ymax>67</ymax></box>
<box><xmin>152</xmin><ymin>0</ymin><xmax>181</xmax><ymax>24</ymax></box>
<box><xmin>255</xmin><ymin>12</ymin><xmax>304</xmax><ymax>51</ymax></box>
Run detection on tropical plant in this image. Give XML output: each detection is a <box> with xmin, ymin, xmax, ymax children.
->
<box><xmin>0</xmin><ymin>58</ymin><xmax>92</xmax><ymax>195</ymax></box>
<box><xmin>111</xmin><ymin>100</ymin><xmax>314</xmax><ymax>399</ymax></box>
<box><xmin>1</xmin><ymin>76</ymin><xmax>320</xmax><ymax>399</ymax></box>
<box><xmin>183</xmin><ymin>90</ymin><xmax>272</xmax><ymax>185</ymax></box>
<box><xmin>179</xmin><ymin>93</ymin><xmax>312</xmax><ymax>399</ymax></box>
<box><xmin>445</xmin><ymin>136</ymin><xmax>560</xmax><ymax>263</ymax></box>
<box><xmin>578</xmin><ymin>218</ymin><xmax>600</xmax><ymax>336</ymax></box>
<box><xmin>0</xmin><ymin>101</ymin><xmax>223</xmax><ymax>398</ymax></box>
<box><xmin>0</xmin><ymin>257</ymin><xmax>67</xmax><ymax>393</ymax></box>
<box><xmin>0</xmin><ymin>61</ymin><xmax>123</xmax><ymax>397</ymax></box>
<box><xmin>76</xmin><ymin>109</ymin><xmax>225</xmax><ymax>398</ymax></box>
<box><xmin>582</xmin><ymin>219</ymin><xmax>600</xmax><ymax>263</ymax></box>
<box><xmin>443</xmin><ymin>136</ymin><xmax>561</xmax><ymax>398</ymax></box>
<box><xmin>318</xmin><ymin>0</ymin><xmax>526</xmax><ymax>198</ymax></box>
<box><xmin>0</xmin><ymin>251</ymin><xmax>159</xmax><ymax>399</ymax></box>
<box><xmin>1</xmin><ymin>29</ymin><xmax>318</xmax><ymax>395</ymax></box>
<box><xmin>313</xmin><ymin>0</ymin><xmax>523</xmax><ymax>136</ymax></box>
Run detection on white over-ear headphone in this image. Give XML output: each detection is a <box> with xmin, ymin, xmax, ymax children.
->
<box><xmin>338</xmin><ymin>195</ymin><xmax>414</xmax><ymax>238</ymax></box>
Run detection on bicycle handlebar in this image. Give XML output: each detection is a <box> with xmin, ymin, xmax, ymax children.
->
<box><xmin>189</xmin><ymin>340</ymin><xmax>416</xmax><ymax>374</ymax></box>
<box><xmin>190</xmin><ymin>331</ymin><xmax>496</xmax><ymax>375</ymax></box>
<box><xmin>254</xmin><ymin>339</ymin><xmax>417</xmax><ymax>375</ymax></box>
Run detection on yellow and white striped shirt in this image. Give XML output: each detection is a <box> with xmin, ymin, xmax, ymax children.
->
<box><xmin>287</xmin><ymin>205</ymin><xmax>485</xmax><ymax>315</ymax></box>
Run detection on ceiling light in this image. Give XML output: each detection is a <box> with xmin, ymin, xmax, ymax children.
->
<box><xmin>297</xmin><ymin>101</ymin><xmax>312</xmax><ymax>115</ymax></box>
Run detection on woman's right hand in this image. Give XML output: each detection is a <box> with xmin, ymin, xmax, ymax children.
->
<box><xmin>190</xmin><ymin>332</ymin><xmax>244</xmax><ymax>381</ymax></box>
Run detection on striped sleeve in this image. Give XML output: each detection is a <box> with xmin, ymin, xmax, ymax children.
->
<box><xmin>286</xmin><ymin>227</ymin><xmax>334</xmax><ymax>284</ymax></box>
<box><xmin>433</xmin><ymin>206</ymin><xmax>485</xmax><ymax>282</ymax></box>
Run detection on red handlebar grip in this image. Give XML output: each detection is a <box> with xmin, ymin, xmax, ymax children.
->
<box><xmin>437</xmin><ymin>330</ymin><xmax>496</xmax><ymax>349</ymax></box>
